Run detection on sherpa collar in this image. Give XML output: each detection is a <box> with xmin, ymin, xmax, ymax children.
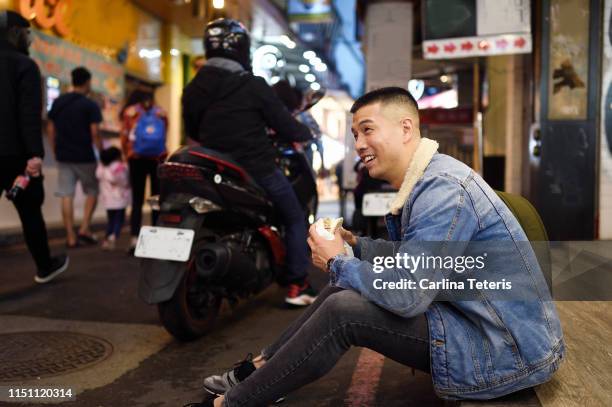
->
<box><xmin>389</xmin><ymin>137</ymin><xmax>439</xmax><ymax>215</ymax></box>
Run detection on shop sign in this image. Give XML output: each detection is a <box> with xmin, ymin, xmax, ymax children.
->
<box><xmin>288</xmin><ymin>0</ymin><xmax>333</xmax><ymax>23</ymax></box>
<box><xmin>423</xmin><ymin>34</ymin><xmax>532</xmax><ymax>59</ymax></box>
<box><xmin>30</xmin><ymin>30</ymin><xmax>124</xmax><ymax>98</ymax></box>
<box><xmin>423</xmin><ymin>0</ymin><xmax>531</xmax><ymax>60</ymax></box>
<box><xmin>18</xmin><ymin>0</ymin><xmax>70</xmax><ymax>36</ymax></box>
<box><xmin>420</xmin><ymin>108</ymin><xmax>473</xmax><ymax>126</ymax></box>
<box><xmin>30</xmin><ymin>29</ymin><xmax>125</xmax><ymax>132</ymax></box>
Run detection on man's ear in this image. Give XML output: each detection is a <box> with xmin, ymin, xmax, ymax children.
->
<box><xmin>400</xmin><ymin>117</ymin><xmax>414</xmax><ymax>144</ymax></box>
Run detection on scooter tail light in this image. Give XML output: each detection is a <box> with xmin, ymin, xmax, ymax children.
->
<box><xmin>147</xmin><ymin>195</ymin><xmax>161</xmax><ymax>211</ymax></box>
<box><xmin>189</xmin><ymin>197</ymin><xmax>221</xmax><ymax>214</ymax></box>
<box><xmin>160</xmin><ymin>214</ymin><xmax>182</xmax><ymax>224</ymax></box>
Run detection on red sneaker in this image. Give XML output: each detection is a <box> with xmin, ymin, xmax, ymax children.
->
<box><xmin>285</xmin><ymin>281</ymin><xmax>318</xmax><ymax>306</ymax></box>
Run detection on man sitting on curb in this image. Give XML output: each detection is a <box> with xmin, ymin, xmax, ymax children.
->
<box><xmin>189</xmin><ymin>87</ymin><xmax>565</xmax><ymax>407</ymax></box>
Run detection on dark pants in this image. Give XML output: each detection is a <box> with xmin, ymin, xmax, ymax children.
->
<box><xmin>253</xmin><ymin>169</ymin><xmax>310</xmax><ymax>285</ymax></box>
<box><xmin>0</xmin><ymin>158</ymin><xmax>52</xmax><ymax>271</ymax></box>
<box><xmin>128</xmin><ymin>158</ymin><xmax>159</xmax><ymax>237</ymax></box>
<box><xmin>224</xmin><ymin>285</ymin><xmax>430</xmax><ymax>406</ymax></box>
<box><xmin>106</xmin><ymin>209</ymin><xmax>125</xmax><ymax>239</ymax></box>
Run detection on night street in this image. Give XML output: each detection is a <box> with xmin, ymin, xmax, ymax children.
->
<box><xmin>2</xmin><ymin>0</ymin><xmax>612</xmax><ymax>405</ymax></box>
<box><xmin>0</xmin><ymin>238</ymin><xmax>457</xmax><ymax>407</ymax></box>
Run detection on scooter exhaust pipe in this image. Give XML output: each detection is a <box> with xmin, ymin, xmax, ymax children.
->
<box><xmin>195</xmin><ymin>243</ymin><xmax>230</xmax><ymax>279</ymax></box>
<box><xmin>194</xmin><ymin>243</ymin><xmax>260</xmax><ymax>290</ymax></box>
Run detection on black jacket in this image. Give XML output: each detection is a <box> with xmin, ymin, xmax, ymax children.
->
<box><xmin>0</xmin><ymin>40</ymin><xmax>44</xmax><ymax>159</ymax></box>
<box><xmin>182</xmin><ymin>65</ymin><xmax>312</xmax><ymax>178</ymax></box>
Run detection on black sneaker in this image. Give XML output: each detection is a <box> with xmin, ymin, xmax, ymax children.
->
<box><xmin>285</xmin><ymin>281</ymin><xmax>318</xmax><ymax>306</ymax></box>
<box><xmin>77</xmin><ymin>233</ymin><xmax>98</xmax><ymax>246</ymax></box>
<box><xmin>183</xmin><ymin>401</ymin><xmax>214</xmax><ymax>407</ymax></box>
<box><xmin>203</xmin><ymin>354</ymin><xmax>286</xmax><ymax>403</ymax></box>
<box><xmin>203</xmin><ymin>353</ymin><xmax>256</xmax><ymax>396</ymax></box>
<box><xmin>35</xmin><ymin>255</ymin><xmax>69</xmax><ymax>284</ymax></box>
<box><xmin>184</xmin><ymin>393</ymin><xmax>216</xmax><ymax>407</ymax></box>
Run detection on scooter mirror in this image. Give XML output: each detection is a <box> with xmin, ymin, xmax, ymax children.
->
<box><xmin>300</xmin><ymin>88</ymin><xmax>325</xmax><ymax>112</ymax></box>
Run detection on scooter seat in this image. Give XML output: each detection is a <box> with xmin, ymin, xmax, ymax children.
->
<box><xmin>168</xmin><ymin>146</ymin><xmax>266</xmax><ymax>195</ymax></box>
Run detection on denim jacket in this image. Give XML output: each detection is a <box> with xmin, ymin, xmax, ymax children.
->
<box><xmin>330</xmin><ymin>139</ymin><xmax>564</xmax><ymax>400</ymax></box>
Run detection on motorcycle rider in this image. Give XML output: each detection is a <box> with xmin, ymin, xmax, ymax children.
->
<box><xmin>182</xmin><ymin>19</ymin><xmax>317</xmax><ymax>307</ymax></box>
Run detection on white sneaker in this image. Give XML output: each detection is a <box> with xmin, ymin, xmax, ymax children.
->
<box><xmin>102</xmin><ymin>236</ymin><xmax>116</xmax><ymax>251</ymax></box>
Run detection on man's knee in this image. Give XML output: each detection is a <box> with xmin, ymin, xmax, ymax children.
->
<box><xmin>320</xmin><ymin>289</ymin><xmax>370</xmax><ymax>318</ymax></box>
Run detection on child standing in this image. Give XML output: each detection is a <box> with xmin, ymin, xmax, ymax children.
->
<box><xmin>96</xmin><ymin>147</ymin><xmax>131</xmax><ymax>250</ymax></box>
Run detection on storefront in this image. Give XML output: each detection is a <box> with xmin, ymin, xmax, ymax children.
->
<box><xmin>0</xmin><ymin>0</ymin><xmax>190</xmax><ymax>230</ymax></box>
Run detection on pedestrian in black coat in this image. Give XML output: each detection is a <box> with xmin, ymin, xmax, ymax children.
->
<box><xmin>0</xmin><ymin>10</ymin><xmax>68</xmax><ymax>283</ymax></box>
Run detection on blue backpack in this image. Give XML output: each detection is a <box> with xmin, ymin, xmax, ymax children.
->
<box><xmin>133</xmin><ymin>107</ymin><xmax>166</xmax><ymax>156</ymax></box>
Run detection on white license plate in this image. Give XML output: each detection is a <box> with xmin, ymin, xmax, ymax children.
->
<box><xmin>135</xmin><ymin>226</ymin><xmax>195</xmax><ymax>262</ymax></box>
<box><xmin>362</xmin><ymin>192</ymin><xmax>397</xmax><ymax>216</ymax></box>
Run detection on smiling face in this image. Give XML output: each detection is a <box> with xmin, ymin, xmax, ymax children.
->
<box><xmin>351</xmin><ymin>102</ymin><xmax>420</xmax><ymax>188</ymax></box>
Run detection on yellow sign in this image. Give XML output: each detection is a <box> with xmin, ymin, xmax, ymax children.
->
<box><xmin>18</xmin><ymin>0</ymin><xmax>70</xmax><ymax>36</ymax></box>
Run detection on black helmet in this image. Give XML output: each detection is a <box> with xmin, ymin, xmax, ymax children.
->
<box><xmin>0</xmin><ymin>10</ymin><xmax>31</xmax><ymax>54</ymax></box>
<box><xmin>204</xmin><ymin>18</ymin><xmax>251</xmax><ymax>70</ymax></box>
<box><xmin>0</xmin><ymin>10</ymin><xmax>30</xmax><ymax>36</ymax></box>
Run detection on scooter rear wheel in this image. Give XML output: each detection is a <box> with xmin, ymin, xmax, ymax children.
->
<box><xmin>158</xmin><ymin>264</ymin><xmax>221</xmax><ymax>341</ymax></box>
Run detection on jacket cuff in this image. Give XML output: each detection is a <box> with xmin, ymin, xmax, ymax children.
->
<box><xmin>329</xmin><ymin>254</ymin><xmax>356</xmax><ymax>288</ymax></box>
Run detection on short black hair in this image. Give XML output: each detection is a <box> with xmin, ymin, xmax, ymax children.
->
<box><xmin>350</xmin><ymin>87</ymin><xmax>419</xmax><ymax>115</ymax></box>
<box><xmin>71</xmin><ymin>67</ymin><xmax>91</xmax><ymax>87</ymax></box>
<box><xmin>100</xmin><ymin>147</ymin><xmax>122</xmax><ymax>166</ymax></box>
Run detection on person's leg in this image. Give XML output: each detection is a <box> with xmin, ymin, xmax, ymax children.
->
<box><xmin>105</xmin><ymin>210</ymin><xmax>115</xmax><ymax>238</ymax></box>
<box><xmin>103</xmin><ymin>209</ymin><xmax>119</xmax><ymax>250</ymax></box>
<box><xmin>146</xmin><ymin>159</ymin><xmax>160</xmax><ymax>226</ymax></box>
<box><xmin>113</xmin><ymin>209</ymin><xmax>126</xmax><ymax>239</ymax></box>
<box><xmin>224</xmin><ymin>289</ymin><xmax>429</xmax><ymax>407</ymax></box>
<box><xmin>129</xmin><ymin>159</ymin><xmax>147</xmax><ymax>238</ymax></box>
<box><xmin>304</xmin><ymin>144</ymin><xmax>314</xmax><ymax>167</ymax></box>
<box><xmin>79</xmin><ymin>195</ymin><xmax>97</xmax><ymax>236</ymax></box>
<box><xmin>261</xmin><ymin>285</ymin><xmax>342</xmax><ymax>360</ymax></box>
<box><xmin>13</xmin><ymin>175</ymin><xmax>53</xmax><ymax>270</ymax></box>
<box><xmin>254</xmin><ymin>169</ymin><xmax>310</xmax><ymax>285</ymax></box>
<box><xmin>56</xmin><ymin>163</ymin><xmax>78</xmax><ymax>246</ymax></box>
<box><xmin>61</xmin><ymin>197</ymin><xmax>76</xmax><ymax>245</ymax></box>
<box><xmin>203</xmin><ymin>286</ymin><xmax>359</xmax><ymax>396</ymax></box>
<box><xmin>76</xmin><ymin>163</ymin><xmax>99</xmax><ymax>238</ymax></box>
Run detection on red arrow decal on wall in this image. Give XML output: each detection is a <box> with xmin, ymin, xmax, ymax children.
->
<box><xmin>427</xmin><ymin>44</ymin><xmax>439</xmax><ymax>54</ymax></box>
<box><xmin>461</xmin><ymin>41</ymin><xmax>473</xmax><ymax>50</ymax></box>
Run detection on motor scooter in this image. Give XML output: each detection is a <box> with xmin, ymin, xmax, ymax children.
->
<box><xmin>136</xmin><ymin>91</ymin><xmax>324</xmax><ymax>341</ymax></box>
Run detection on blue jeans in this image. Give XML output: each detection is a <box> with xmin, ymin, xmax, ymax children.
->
<box><xmin>254</xmin><ymin>169</ymin><xmax>310</xmax><ymax>285</ymax></box>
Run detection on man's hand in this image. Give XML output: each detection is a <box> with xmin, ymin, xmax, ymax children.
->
<box><xmin>307</xmin><ymin>224</ymin><xmax>346</xmax><ymax>271</ymax></box>
<box><xmin>26</xmin><ymin>157</ymin><xmax>42</xmax><ymax>177</ymax></box>
<box><xmin>339</xmin><ymin>227</ymin><xmax>357</xmax><ymax>247</ymax></box>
